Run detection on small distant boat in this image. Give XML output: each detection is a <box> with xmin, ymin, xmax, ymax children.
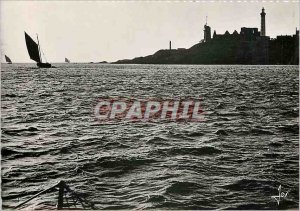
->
<box><xmin>65</xmin><ymin>58</ymin><xmax>70</xmax><ymax>63</ymax></box>
<box><xmin>24</xmin><ymin>32</ymin><xmax>51</xmax><ymax>68</ymax></box>
<box><xmin>5</xmin><ymin>55</ymin><xmax>12</xmax><ymax>64</ymax></box>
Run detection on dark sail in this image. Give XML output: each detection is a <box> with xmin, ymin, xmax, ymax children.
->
<box><xmin>5</xmin><ymin>55</ymin><xmax>12</xmax><ymax>63</ymax></box>
<box><xmin>24</xmin><ymin>32</ymin><xmax>41</xmax><ymax>63</ymax></box>
<box><xmin>65</xmin><ymin>58</ymin><xmax>70</xmax><ymax>63</ymax></box>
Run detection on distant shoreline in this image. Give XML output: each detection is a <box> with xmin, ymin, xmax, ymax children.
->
<box><xmin>113</xmin><ymin>34</ymin><xmax>299</xmax><ymax>65</ymax></box>
<box><xmin>1</xmin><ymin>63</ymin><xmax>299</xmax><ymax>66</ymax></box>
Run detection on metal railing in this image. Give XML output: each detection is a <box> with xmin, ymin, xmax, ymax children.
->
<box><xmin>14</xmin><ymin>180</ymin><xmax>95</xmax><ymax>210</ymax></box>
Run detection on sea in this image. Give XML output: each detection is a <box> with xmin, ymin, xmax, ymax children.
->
<box><xmin>1</xmin><ymin>64</ymin><xmax>299</xmax><ymax>210</ymax></box>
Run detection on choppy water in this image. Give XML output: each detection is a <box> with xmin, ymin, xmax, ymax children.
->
<box><xmin>1</xmin><ymin>64</ymin><xmax>299</xmax><ymax>210</ymax></box>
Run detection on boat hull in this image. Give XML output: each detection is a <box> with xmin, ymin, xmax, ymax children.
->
<box><xmin>37</xmin><ymin>62</ymin><xmax>51</xmax><ymax>68</ymax></box>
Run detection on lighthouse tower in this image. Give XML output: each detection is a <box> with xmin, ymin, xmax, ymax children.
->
<box><xmin>260</xmin><ymin>7</ymin><xmax>266</xmax><ymax>36</ymax></box>
<box><xmin>203</xmin><ymin>16</ymin><xmax>211</xmax><ymax>42</ymax></box>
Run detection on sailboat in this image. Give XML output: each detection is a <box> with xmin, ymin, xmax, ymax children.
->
<box><xmin>24</xmin><ymin>32</ymin><xmax>51</xmax><ymax>68</ymax></box>
<box><xmin>5</xmin><ymin>55</ymin><xmax>12</xmax><ymax>64</ymax></box>
<box><xmin>65</xmin><ymin>58</ymin><xmax>70</xmax><ymax>63</ymax></box>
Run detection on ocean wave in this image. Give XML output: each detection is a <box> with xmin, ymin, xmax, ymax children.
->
<box><xmin>167</xmin><ymin>146</ymin><xmax>222</xmax><ymax>156</ymax></box>
<box><xmin>2</xmin><ymin>127</ymin><xmax>39</xmax><ymax>136</ymax></box>
<box><xmin>1</xmin><ymin>93</ymin><xmax>24</xmax><ymax>98</ymax></box>
<box><xmin>215</xmin><ymin>129</ymin><xmax>229</xmax><ymax>136</ymax></box>
<box><xmin>278</xmin><ymin>124</ymin><xmax>299</xmax><ymax>134</ymax></box>
<box><xmin>222</xmin><ymin>178</ymin><xmax>280</xmax><ymax>193</ymax></box>
<box><xmin>165</xmin><ymin>181</ymin><xmax>204</xmax><ymax>195</ymax></box>
<box><xmin>78</xmin><ymin>156</ymin><xmax>156</xmax><ymax>171</ymax></box>
<box><xmin>268</xmin><ymin>140</ymin><xmax>283</xmax><ymax>147</ymax></box>
<box><xmin>250</xmin><ymin>128</ymin><xmax>274</xmax><ymax>135</ymax></box>
<box><xmin>146</xmin><ymin>194</ymin><xmax>166</xmax><ymax>203</ymax></box>
<box><xmin>280</xmin><ymin>109</ymin><xmax>299</xmax><ymax>118</ymax></box>
<box><xmin>103</xmin><ymin>141</ymin><xmax>131</xmax><ymax>149</ymax></box>
<box><xmin>1</xmin><ymin>147</ymin><xmax>55</xmax><ymax>159</ymax></box>
<box><xmin>146</xmin><ymin>136</ymin><xmax>170</xmax><ymax>145</ymax></box>
<box><xmin>186</xmin><ymin>131</ymin><xmax>205</xmax><ymax>137</ymax></box>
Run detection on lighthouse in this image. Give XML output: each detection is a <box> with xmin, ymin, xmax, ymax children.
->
<box><xmin>203</xmin><ymin>16</ymin><xmax>211</xmax><ymax>42</ymax></box>
<box><xmin>260</xmin><ymin>7</ymin><xmax>266</xmax><ymax>36</ymax></box>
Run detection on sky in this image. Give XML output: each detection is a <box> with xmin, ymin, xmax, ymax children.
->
<box><xmin>1</xmin><ymin>1</ymin><xmax>299</xmax><ymax>63</ymax></box>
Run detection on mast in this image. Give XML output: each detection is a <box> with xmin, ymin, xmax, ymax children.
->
<box><xmin>36</xmin><ymin>34</ymin><xmax>42</xmax><ymax>63</ymax></box>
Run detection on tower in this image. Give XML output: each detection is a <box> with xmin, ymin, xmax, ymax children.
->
<box><xmin>260</xmin><ymin>7</ymin><xmax>266</xmax><ymax>36</ymax></box>
<box><xmin>169</xmin><ymin>41</ymin><xmax>171</xmax><ymax>50</ymax></box>
<box><xmin>204</xmin><ymin>16</ymin><xmax>211</xmax><ymax>42</ymax></box>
